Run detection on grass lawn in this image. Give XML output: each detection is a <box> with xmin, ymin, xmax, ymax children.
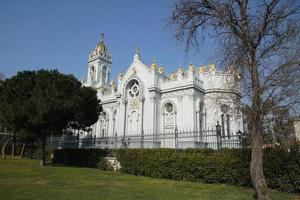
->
<box><xmin>0</xmin><ymin>158</ymin><xmax>298</xmax><ymax>200</ymax></box>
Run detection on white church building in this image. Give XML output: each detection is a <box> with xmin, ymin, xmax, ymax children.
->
<box><xmin>81</xmin><ymin>34</ymin><xmax>244</xmax><ymax>149</ymax></box>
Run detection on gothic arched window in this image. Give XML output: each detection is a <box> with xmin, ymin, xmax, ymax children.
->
<box><xmin>113</xmin><ymin>110</ymin><xmax>117</xmax><ymax>138</ymax></box>
<box><xmin>89</xmin><ymin>66</ymin><xmax>95</xmax><ymax>82</ymax></box>
<box><xmin>165</xmin><ymin>102</ymin><xmax>173</xmax><ymax>113</ymax></box>
<box><xmin>102</xmin><ymin>66</ymin><xmax>107</xmax><ymax>84</ymax></box>
<box><xmin>221</xmin><ymin>105</ymin><xmax>231</xmax><ymax>138</ymax></box>
<box><xmin>221</xmin><ymin>114</ymin><xmax>225</xmax><ymax>137</ymax></box>
<box><xmin>100</xmin><ymin>112</ymin><xmax>109</xmax><ymax>138</ymax></box>
<box><xmin>163</xmin><ymin>102</ymin><xmax>175</xmax><ymax>130</ymax></box>
<box><xmin>199</xmin><ymin>101</ymin><xmax>205</xmax><ymax>132</ymax></box>
<box><xmin>226</xmin><ymin>114</ymin><xmax>231</xmax><ymax>138</ymax></box>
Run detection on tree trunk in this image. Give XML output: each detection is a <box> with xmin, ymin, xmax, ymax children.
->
<box><xmin>11</xmin><ymin>133</ymin><xmax>16</xmax><ymax>157</ymax></box>
<box><xmin>250</xmin><ymin>121</ymin><xmax>270</xmax><ymax>200</ymax></box>
<box><xmin>250</xmin><ymin>54</ymin><xmax>270</xmax><ymax>200</ymax></box>
<box><xmin>19</xmin><ymin>143</ymin><xmax>26</xmax><ymax>159</ymax></box>
<box><xmin>1</xmin><ymin>138</ymin><xmax>10</xmax><ymax>159</ymax></box>
<box><xmin>39</xmin><ymin>136</ymin><xmax>46</xmax><ymax>166</ymax></box>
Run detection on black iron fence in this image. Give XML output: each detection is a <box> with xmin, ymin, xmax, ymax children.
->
<box><xmin>47</xmin><ymin>126</ymin><xmax>246</xmax><ymax>150</ymax></box>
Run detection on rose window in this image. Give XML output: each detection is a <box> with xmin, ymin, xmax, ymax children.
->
<box><xmin>128</xmin><ymin>82</ymin><xmax>139</xmax><ymax>98</ymax></box>
<box><xmin>165</xmin><ymin>102</ymin><xmax>173</xmax><ymax>113</ymax></box>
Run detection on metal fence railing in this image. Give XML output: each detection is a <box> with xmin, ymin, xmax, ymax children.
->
<box><xmin>47</xmin><ymin>128</ymin><xmax>246</xmax><ymax>150</ymax></box>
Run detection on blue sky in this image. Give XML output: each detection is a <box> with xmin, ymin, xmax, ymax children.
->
<box><xmin>0</xmin><ymin>0</ymin><xmax>216</xmax><ymax>80</ymax></box>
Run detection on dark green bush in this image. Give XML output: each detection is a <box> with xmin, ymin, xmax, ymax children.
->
<box><xmin>263</xmin><ymin>144</ymin><xmax>300</xmax><ymax>193</ymax></box>
<box><xmin>52</xmin><ymin>148</ymin><xmax>110</xmax><ymax>168</ymax></box>
<box><xmin>117</xmin><ymin>146</ymin><xmax>300</xmax><ymax>193</ymax></box>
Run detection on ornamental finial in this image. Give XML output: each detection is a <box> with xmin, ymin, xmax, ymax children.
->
<box><xmin>158</xmin><ymin>65</ymin><xmax>165</xmax><ymax>75</ymax></box>
<box><xmin>150</xmin><ymin>57</ymin><xmax>158</xmax><ymax>72</ymax></box>
<box><xmin>209</xmin><ymin>64</ymin><xmax>216</xmax><ymax>73</ymax></box>
<box><xmin>199</xmin><ymin>65</ymin><xmax>206</xmax><ymax>74</ymax></box>
<box><xmin>188</xmin><ymin>63</ymin><xmax>195</xmax><ymax>72</ymax></box>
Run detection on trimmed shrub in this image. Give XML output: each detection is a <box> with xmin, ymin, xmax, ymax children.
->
<box><xmin>52</xmin><ymin>148</ymin><xmax>110</xmax><ymax>168</ymax></box>
<box><xmin>263</xmin><ymin>144</ymin><xmax>300</xmax><ymax>193</ymax></box>
<box><xmin>117</xmin><ymin>146</ymin><xmax>300</xmax><ymax>193</ymax></box>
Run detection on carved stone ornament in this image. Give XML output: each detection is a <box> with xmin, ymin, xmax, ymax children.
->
<box><xmin>188</xmin><ymin>63</ymin><xmax>195</xmax><ymax>72</ymax></box>
<box><xmin>199</xmin><ymin>65</ymin><xmax>206</xmax><ymax>74</ymax></box>
<box><xmin>209</xmin><ymin>64</ymin><xmax>216</xmax><ymax>72</ymax></box>
<box><xmin>129</xmin><ymin>99</ymin><xmax>140</xmax><ymax>110</ymax></box>
<box><xmin>169</xmin><ymin>72</ymin><xmax>177</xmax><ymax>80</ymax></box>
<box><xmin>158</xmin><ymin>66</ymin><xmax>164</xmax><ymax>75</ymax></box>
<box><xmin>150</xmin><ymin>62</ymin><xmax>158</xmax><ymax>72</ymax></box>
<box><xmin>131</xmin><ymin>67</ymin><xmax>137</xmax><ymax>77</ymax></box>
<box><xmin>178</xmin><ymin>66</ymin><xmax>184</xmax><ymax>76</ymax></box>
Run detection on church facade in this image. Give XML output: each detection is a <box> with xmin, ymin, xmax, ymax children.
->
<box><xmin>82</xmin><ymin>35</ymin><xmax>244</xmax><ymax>148</ymax></box>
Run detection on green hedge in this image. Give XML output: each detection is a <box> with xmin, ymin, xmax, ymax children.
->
<box><xmin>117</xmin><ymin>146</ymin><xmax>300</xmax><ymax>193</ymax></box>
<box><xmin>263</xmin><ymin>145</ymin><xmax>300</xmax><ymax>193</ymax></box>
<box><xmin>52</xmin><ymin>144</ymin><xmax>300</xmax><ymax>193</ymax></box>
<box><xmin>52</xmin><ymin>148</ymin><xmax>111</xmax><ymax>168</ymax></box>
<box><xmin>117</xmin><ymin>148</ymin><xmax>251</xmax><ymax>185</ymax></box>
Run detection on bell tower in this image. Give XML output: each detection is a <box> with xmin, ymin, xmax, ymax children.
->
<box><xmin>87</xmin><ymin>33</ymin><xmax>112</xmax><ymax>88</ymax></box>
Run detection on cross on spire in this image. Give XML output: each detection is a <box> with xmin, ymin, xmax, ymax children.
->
<box><xmin>135</xmin><ymin>46</ymin><xmax>141</xmax><ymax>56</ymax></box>
<box><xmin>100</xmin><ymin>33</ymin><xmax>104</xmax><ymax>42</ymax></box>
<box><xmin>134</xmin><ymin>46</ymin><xmax>141</xmax><ymax>60</ymax></box>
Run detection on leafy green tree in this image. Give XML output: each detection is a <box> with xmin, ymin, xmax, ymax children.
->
<box><xmin>0</xmin><ymin>71</ymin><xmax>36</xmax><ymax>158</ymax></box>
<box><xmin>0</xmin><ymin>70</ymin><xmax>101</xmax><ymax>166</ymax></box>
<box><xmin>16</xmin><ymin>128</ymin><xmax>36</xmax><ymax>158</ymax></box>
<box><xmin>69</xmin><ymin>86</ymin><xmax>102</xmax><ymax>131</ymax></box>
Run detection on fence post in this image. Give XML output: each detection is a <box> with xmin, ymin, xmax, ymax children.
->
<box><xmin>121</xmin><ymin>138</ymin><xmax>126</xmax><ymax>148</ymax></box>
<box><xmin>237</xmin><ymin>130</ymin><xmax>245</xmax><ymax>148</ymax></box>
<box><xmin>175</xmin><ymin>127</ymin><xmax>178</xmax><ymax>150</ymax></box>
<box><xmin>93</xmin><ymin>135</ymin><xmax>96</xmax><ymax>148</ymax></box>
<box><xmin>114</xmin><ymin>132</ymin><xmax>118</xmax><ymax>149</ymax></box>
<box><xmin>141</xmin><ymin>130</ymin><xmax>144</xmax><ymax>149</ymax></box>
<box><xmin>216</xmin><ymin>121</ymin><xmax>222</xmax><ymax>150</ymax></box>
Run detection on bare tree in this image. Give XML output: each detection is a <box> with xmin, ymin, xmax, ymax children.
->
<box><xmin>0</xmin><ymin>72</ymin><xmax>5</xmax><ymax>81</ymax></box>
<box><xmin>168</xmin><ymin>0</ymin><xmax>300</xmax><ymax>199</ymax></box>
